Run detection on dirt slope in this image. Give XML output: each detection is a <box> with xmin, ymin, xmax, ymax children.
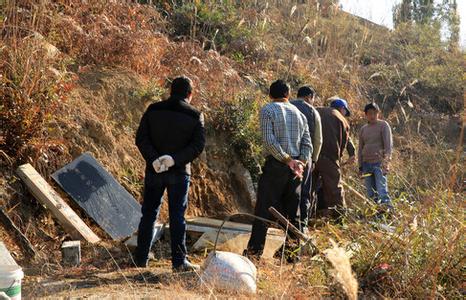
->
<box><xmin>49</xmin><ymin>66</ymin><xmax>254</xmax><ymax>221</ymax></box>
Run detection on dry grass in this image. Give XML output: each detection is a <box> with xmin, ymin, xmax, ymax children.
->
<box><xmin>0</xmin><ymin>3</ymin><xmax>76</xmax><ymax>180</ymax></box>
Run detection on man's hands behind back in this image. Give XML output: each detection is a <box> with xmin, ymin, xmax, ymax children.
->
<box><xmin>152</xmin><ymin>155</ymin><xmax>175</xmax><ymax>173</ymax></box>
<box><xmin>287</xmin><ymin>160</ymin><xmax>305</xmax><ymax>179</ymax></box>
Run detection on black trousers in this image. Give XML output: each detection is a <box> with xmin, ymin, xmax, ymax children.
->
<box><xmin>246</xmin><ymin>157</ymin><xmax>301</xmax><ymax>254</ymax></box>
<box><xmin>135</xmin><ymin>171</ymin><xmax>190</xmax><ymax>268</ymax></box>
<box><xmin>299</xmin><ymin>164</ymin><xmax>312</xmax><ymax>230</ymax></box>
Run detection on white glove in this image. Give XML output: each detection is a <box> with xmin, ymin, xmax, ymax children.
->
<box><xmin>152</xmin><ymin>159</ymin><xmax>161</xmax><ymax>173</ymax></box>
<box><xmin>158</xmin><ymin>155</ymin><xmax>175</xmax><ymax>169</ymax></box>
<box><xmin>153</xmin><ymin>159</ymin><xmax>169</xmax><ymax>173</ymax></box>
<box><xmin>158</xmin><ymin>163</ymin><xmax>168</xmax><ymax>173</ymax></box>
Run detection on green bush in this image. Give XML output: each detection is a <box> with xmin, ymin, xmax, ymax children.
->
<box><xmin>211</xmin><ymin>93</ymin><xmax>265</xmax><ymax>181</ymax></box>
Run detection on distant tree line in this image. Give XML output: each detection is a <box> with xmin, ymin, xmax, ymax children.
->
<box><xmin>393</xmin><ymin>0</ymin><xmax>461</xmax><ymax>51</ymax></box>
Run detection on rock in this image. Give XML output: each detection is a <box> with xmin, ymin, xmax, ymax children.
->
<box><xmin>30</xmin><ymin>32</ymin><xmax>60</xmax><ymax>58</ymax></box>
<box><xmin>231</xmin><ymin>162</ymin><xmax>256</xmax><ymax>207</ymax></box>
<box><xmin>61</xmin><ymin>241</ymin><xmax>81</xmax><ymax>267</ymax></box>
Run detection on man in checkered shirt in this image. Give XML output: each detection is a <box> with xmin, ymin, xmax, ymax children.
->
<box><xmin>244</xmin><ymin>80</ymin><xmax>312</xmax><ymax>260</ymax></box>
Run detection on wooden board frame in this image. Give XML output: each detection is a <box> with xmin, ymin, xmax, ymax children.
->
<box><xmin>17</xmin><ymin>164</ymin><xmax>100</xmax><ymax>244</ymax></box>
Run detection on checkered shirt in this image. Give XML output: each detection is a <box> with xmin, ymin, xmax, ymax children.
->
<box><xmin>260</xmin><ymin>101</ymin><xmax>312</xmax><ymax>163</ymax></box>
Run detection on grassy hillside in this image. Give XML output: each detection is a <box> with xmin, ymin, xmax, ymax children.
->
<box><xmin>0</xmin><ymin>0</ymin><xmax>464</xmax><ymax>298</ymax></box>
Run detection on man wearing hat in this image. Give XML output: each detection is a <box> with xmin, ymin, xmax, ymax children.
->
<box><xmin>311</xmin><ymin>98</ymin><xmax>354</xmax><ymax>221</ymax></box>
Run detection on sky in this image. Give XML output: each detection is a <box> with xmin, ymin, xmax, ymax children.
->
<box><xmin>339</xmin><ymin>0</ymin><xmax>466</xmax><ymax>48</ymax></box>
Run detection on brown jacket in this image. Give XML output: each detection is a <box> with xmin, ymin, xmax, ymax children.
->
<box><xmin>316</xmin><ymin>107</ymin><xmax>350</xmax><ymax>162</ymax></box>
<box><xmin>358</xmin><ymin>120</ymin><xmax>393</xmax><ymax>166</ymax></box>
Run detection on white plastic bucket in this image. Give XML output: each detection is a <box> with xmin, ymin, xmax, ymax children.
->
<box><xmin>0</xmin><ymin>265</ymin><xmax>24</xmax><ymax>300</ymax></box>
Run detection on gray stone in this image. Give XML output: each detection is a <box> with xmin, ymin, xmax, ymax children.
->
<box><xmin>231</xmin><ymin>162</ymin><xmax>257</xmax><ymax>207</ymax></box>
<box><xmin>61</xmin><ymin>240</ymin><xmax>81</xmax><ymax>266</ymax></box>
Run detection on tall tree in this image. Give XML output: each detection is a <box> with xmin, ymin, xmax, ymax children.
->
<box><xmin>412</xmin><ymin>0</ymin><xmax>436</xmax><ymax>24</ymax></box>
<box><xmin>442</xmin><ymin>0</ymin><xmax>460</xmax><ymax>51</ymax></box>
<box><xmin>393</xmin><ymin>0</ymin><xmax>436</xmax><ymax>26</ymax></box>
<box><xmin>393</xmin><ymin>0</ymin><xmax>461</xmax><ymax>50</ymax></box>
<box><xmin>393</xmin><ymin>0</ymin><xmax>413</xmax><ymax>26</ymax></box>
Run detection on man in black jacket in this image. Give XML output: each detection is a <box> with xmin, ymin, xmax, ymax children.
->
<box><xmin>291</xmin><ymin>86</ymin><xmax>323</xmax><ymax>234</ymax></box>
<box><xmin>134</xmin><ymin>76</ymin><xmax>205</xmax><ymax>271</ymax></box>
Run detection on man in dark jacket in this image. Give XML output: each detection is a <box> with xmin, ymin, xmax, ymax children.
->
<box><xmin>291</xmin><ymin>86</ymin><xmax>322</xmax><ymax>233</ymax></box>
<box><xmin>134</xmin><ymin>76</ymin><xmax>205</xmax><ymax>271</ymax></box>
<box><xmin>312</xmin><ymin>98</ymin><xmax>353</xmax><ymax>220</ymax></box>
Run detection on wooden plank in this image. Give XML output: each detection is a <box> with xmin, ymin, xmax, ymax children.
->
<box><xmin>341</xmin><ymin>180</ymin><xmax>374</xmax><ymax>206</ymax></box>
<box><xmin>268</xmin><ymin>207</ymin><xmax>319</xmax><ymax>255</ymax></box>
<box><xmin>268</xmin><ymin>207</ymin><xmax>309</xmax><ymax>241</ymax></box>
<box><xmin>0</xmin><ymin>241</ymin><xmax>17</xmax><ymax>266</ymax></box>
<box><xmin>16</xmin><ymin>164</ymin><xmax>100</xmax><ymax>244</ymax></box>
<box><xmin>186</xmin><ymin>217</ymin><xmax>283</xmax><ymax>236</ymax></box>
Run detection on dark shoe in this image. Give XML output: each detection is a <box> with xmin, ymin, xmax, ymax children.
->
<box><xmin>173</xmin><ymin>260</ymin><xmax>200</xmax><ymax>273</ymax></box>
<box><xmin>133</xmin><ymin>250</ymin><xmax>156</xmax><ymax>268</ymax></box>
<box><xmin>242</xmin><ymin>249</ymin><xmax>261</xmax><ymax>262</ymax></box>
<box><xmin>135</xmin><ymin>259</ymin><xmax>148</xmax><ymax>268</ymax></box>
<box><xmin>382</xmin><ymin>203</ymin><xmax>394</xmax><ymax>214</ymax></box>
<box><xmin>284</xmin><ymin>243</ymin><xmax>301</xmax><ymax>264</ymax></box>
<box><xmin>286</xmin><ymin>254</ymin><xmax>300</xmax><ymax>264</ymax></box>
<box><xmin>374</xmin><ymin>204</ymin><xmax>394</xmax><ymax>221</ymax></box>
<box><xmin>299</xmin><ymin>238</ymin><xmax>319</xmax><ymax>257</ymax></box>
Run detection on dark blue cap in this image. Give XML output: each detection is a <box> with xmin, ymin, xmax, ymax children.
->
<box><xmin>330</xmin><ymin>98</ymin><xmax>351</xmax><ymax>116</ymax></box>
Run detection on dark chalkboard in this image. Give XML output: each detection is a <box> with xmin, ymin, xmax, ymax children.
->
<box><xmin>52</xmin><ymin>153</ymin><xmax>142</xmax><ymax>240</ymax></box>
